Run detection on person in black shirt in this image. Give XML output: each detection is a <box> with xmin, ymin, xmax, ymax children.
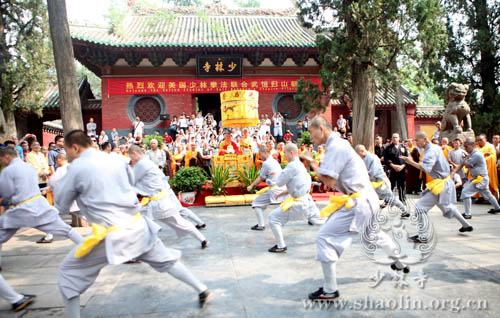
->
<box><xmin>383</xmin><ymin>133</ymin><xmax>409</xmax><ymax>203</ymax></box>
<box><xmin>374</xmin><ymin>135</ymin><xmax>385</xmax><ymax>159</ymax></box>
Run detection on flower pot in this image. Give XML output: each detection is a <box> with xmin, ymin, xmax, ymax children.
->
<box><xmin>180</xmin><ymin>191</ymin><xmax>196</xmax><ymax>205</ymax></box>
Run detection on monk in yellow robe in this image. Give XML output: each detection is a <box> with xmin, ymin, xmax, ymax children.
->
<box><xmin>277</xmin><ymin>142</ymin><xmax>286</xmax><ymax>164</ymax></box>
<box><xmin>172</xmin><ymin>144</ymin><xmax>185</xmax><ymax>174</ymax></box>
<box><xmin>441</xmin><ymin>137</ymin><xmax>452</xmax><ymax>161</ymax></box>
<box><xmin>477</xmin><ymin>134</ymin><xmax>498</xmax><ymax>198</ymax></box>
<box><xmin>182</xmin><ymin>143</ymin><xmax>203</xmax><ymax>168</ymax></box>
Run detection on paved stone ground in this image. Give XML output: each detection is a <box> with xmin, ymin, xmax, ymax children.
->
<box><xmin>1</xmin><ymin>195</ymin><xmax>499</xmax><ymax>317</ymax></box>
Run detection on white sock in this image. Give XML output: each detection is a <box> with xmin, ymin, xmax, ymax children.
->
<box><xmin>253</xmin><ymin>208</ymin><xmax>265</xmax><ymax>227</ymax></box>
<box><xmin>321</xmin><ymin>261</ymin><xmax>337</xmax><ymax>293</ymax></box>
<box><xmin>376</xmin><ymin>230</ymin><xmax>399</xmax><ymax>258</ymax></box>
<box><xmin>269</xmin><ymin>223</ymin><xmax>286</xmax><ymax>248</ymax></box>
<box><xmin>167</xmin><ymin>262</ymin><xmax>207</xmax><ymax>293</ymax></box>
<box><xmin>45</xmin><ymin>233</ymin><xmax>54</xmax><ymax>240</ymax></box>
<box><xmin>452</xmin><ymin>209</ymin><xmax>471</xmax><ymax>227</ymax></box>
<box><xmin>0</xmin><ymin>274</ymin><xmax>23</xmax><ymax>304</ymax></box>
<box><xmin>64</xmin><ymin>295</ymin><xmax>80</xmax><ymax>318</ymax></box>
<box><xmin>463</xmin><ymin>197</ymin><xmax>472</xmax><ymax>215</ymax></box>
<box><xmin>181</xmin><ymin>208</ymin><xmax>204</xmax><ymax>226</ymax></box>
<box><xmin>68</xmin><ymin>229</ymin><xmax>84</xmax><ymax>245</ymax></box>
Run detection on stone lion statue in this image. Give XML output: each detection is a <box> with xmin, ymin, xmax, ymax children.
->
<box><xmin>440</xmin><ymin>83</ymin><xmax>473</xmax><ymax>135</ymax></box>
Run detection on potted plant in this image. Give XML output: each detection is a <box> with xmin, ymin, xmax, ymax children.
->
<box><xmin>236</xmin><ymin>165</ymin><xmax>260</xmax><ymax>193</ymax></box>
<box><xmin>208</xmin><ymin>165</ymin><xmax>236</xmax><ymax>196</ymax></box>
<box><xmin>169</xmin><ymin>167</ymin><xmax>207</xmax><ymax>204</ymax></box>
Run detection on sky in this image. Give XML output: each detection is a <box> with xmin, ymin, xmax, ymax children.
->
<box><xmin>66</xmin><ymin>0</ymin><xmax>295</xmax><ymax>26</ymax></box>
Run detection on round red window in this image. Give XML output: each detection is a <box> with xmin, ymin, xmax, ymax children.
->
<box><xmin>134</xmin><ymin>97</ymin><xmax>161</xmax><ymax>123</ymax></box>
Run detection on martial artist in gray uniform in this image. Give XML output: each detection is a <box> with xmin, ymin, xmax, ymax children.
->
<box><xmin>454</xmin><ymin>138</ymin><xmax>500</xmax><ymax>218</ymax></box>
<box><xmin>355</xmin><ymin>145</ymin><xmax>409</xmax><ymax>217</ymax></box>
<box><xmin>267</xmin><ymin>143</ymin><xmax>323</xmax><ymax>253</ymax></box>
<box><xmin>54</xmin><ymin>130</ymin><xmax>210</xmax><ymax>318</ymax></box>
<box><xmin>302</xmin><ymin>116</ymin><xmax>406</xmax><ymax>301</ymax></box>
<box><xmin>128</xmin><ymin>145</ymin><xmax>208</xmax><ymax>248</ymax></box>
<box><xmin>401</xmin><ymin>131</ymin><xmax>473</xmax><ymax>243</ymax></box>
<box><xmin>0</xmin><ymin>147</ymin><xmax>83</xmax><ymax>269</ymax></box>
<box><xmin>247</xmin><ymin>146</ymin><xmax>287</xmax><ymax>230</ymax></box>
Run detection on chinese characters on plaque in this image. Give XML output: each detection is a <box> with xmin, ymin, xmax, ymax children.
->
<box><xmin>196</xmin><ymin>56</ymin><xmax>242</xmax><ymax>78</ymax></box>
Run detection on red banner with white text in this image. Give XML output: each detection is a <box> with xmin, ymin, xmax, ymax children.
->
<box><xmin>107</xmin><ymin>77</ymin><xmax>321</xmax><ymax>95</ymax></box>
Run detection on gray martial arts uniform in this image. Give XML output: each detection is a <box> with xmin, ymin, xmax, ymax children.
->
<box><xmin>251</xmin><ymin>156</ymin><xmax>287</xmax><ymax>227</ymax></box>
<box><xmin>268</xmin><ymin>157</ymin><xmax>322</xmax><ymax>247</ymax></box>
<box><xmin>413</xmin><ymin>143</ymin><xmax>471</xmax><ymax>238</ymax></box>
<box><xmin>133</xmin><ymin>157</ymin><xmax>205</xmax><ymax>242</ymax></box>
<box><xmin>54</xmin><ymin>149</ymin><xmax>190</xmax><ymax>300</ymax></box>
<box><xmin>0</xmin><ymin>158</ymin><xmax>82</xmax><ymax>250</ymax></box>
<box><xmin>362</xmin><ymin>152</ymin><xmax>407</xmax><ymax>213</ymax></box>
<box><xmin>448</xmin><ymin>148</ymin><xmax>467</xmax><ymax>180</ymax></box>
<box><xmin>252</xmin><ymin>156</ymin><xmax>287</xmax><ymax>209</ymax></box>
<box><xmin>460</xmin><ymin>148</ymin><xmax>500</xmax><ymax>216</ymax></box>
<box><xmin>315</xmin><ymin>133</ymin><xmax>400</xmax><ymax>294</ymax></box>
<box><xmin>316</xmin><ymin>133</ymin><xmax>397</xmax><ymax>263</ymax></box>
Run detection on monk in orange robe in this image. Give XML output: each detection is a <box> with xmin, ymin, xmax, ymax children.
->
<box><xmin>218</xmin><ymin>129</ymin><xmax>241</xmax><ymax>155</ymax></box>
<box><xmin>181</xmin><ymin>143</ymin><xmax>203</xmax><ymax>168</ymax></box>
<box><xmin>441</xmin><ymin>137</ymin><xmax>452</xmax><ymax>161</ymax></box>
<box><xmin>477</xmin><ymin>134</ymin><xmax>499</xmax><ymax>198</ymax></box>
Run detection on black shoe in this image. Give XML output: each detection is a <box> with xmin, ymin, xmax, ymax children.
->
<box><xmin>199</xmin><ymin>290</ymin><xmax>211</xmax><ymax>306</ymax></box>
<box><xmin>124</xmin><ymin>259</ymin><xmax>142</xmax><ymax>264</ymax></box>
<box><xmin>390</xmin><ymin>262</ymin><xmax>410</xmax><ymax>274</ymax></box>
<box><xmin>268</xmin><ymin>245</ymin><xmax>287</xmax><ymax>253</ymax></box>
<box><xmin>308</xmin><ymin>287</ymin><xmax>339</xmax><ymax>300</ymax></box>
<box><xmin>380</xmin><ymin>203</ymin><xmax>388</xmax><ymax>209</ymax></box>
<box><xmin>12</xmin><ymin>295</ymin><xmax>35</xmax><ymax>312</ymax></box>
<box><xmin>308</xmin><ymin>220</ymin><xmax>313</xmax><ymax>226</ymax></box>
<box><xmin>487</xmin><ymin>208</ymin><xmax>500</xmax><ymax>214</ymax></box>
<box><xmin>36</xmin><ymin>237</ymin><xmax>53</xmax><ymax>243</ymax></box>
<box><xmin>400</xmin><ymin>212</ymin><xmax>410</xmax><ymax>218</ymax></box>
<box><xmin>459</xmin><ymin>226</ymin><xmax>473</xmax><ymax>233</ymax></box>
<box><xmin>408</xmin><ymin>235</ymin><xmax>428</xmax><ymax>244</ymax></box>
<box><xmin>196</xmin><ymin>224</ymin><xmax>206</xmax><ymax>230</ymax></box>
<box><xmin>251</xmin><ymin>224</ymin><xmax>265</xmax><ymax>231</ymax></box>
<box><xmin>201</xmin><ymin>240</ymin><xmax>209</xmax><ymax>249</ymax></box>
<box><xmin>462</xmin><ymin>213</ymin><xmax>472</xmax><ymax>219</ymax></box>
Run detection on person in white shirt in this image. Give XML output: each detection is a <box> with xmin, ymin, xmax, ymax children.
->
<box><xmin>98</xmin><ymin>131</ymin><xmax>109</xmax><ymax>146</ymax></box>
<box><xmin>336</xmin><ymin>114</ymin><xmax>347</xmax><ymax>131</ymax></box>
<box><xmin>264</xmin><ymin>114</ymin><xmax>272</xmax><ymax>135</ymax></box>
<box><xmin>86</xmin><ymin>118</ymin><xmax>96</xmax><ymax>137</ymax></box>
<box><xmin>273</xmin><ymin>113</ymin><xmax>283</xmax><ymax>139</ymax></box>
<box><xmin>111</xmin><ymin>128</ymin><xmax>119</xmax><ymax>145</ymax></box>
<box><xmin>133</xmin><ymin>116</ymin><xmax>144</xmax><ymax>139</ymax></box>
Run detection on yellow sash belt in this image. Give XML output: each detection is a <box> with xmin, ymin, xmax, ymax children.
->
<box><xmin>9</xmin><ymin>195</ymin><xmax>42</xmax><ymax>209</ymax></box>
<box><xmin>140</xmin><ymin>190</ymin><xmax>168</xmax><ymax>206</ymax></box>
<box><xmin>471</xmin><ymin>175</ymin><xmax>483</xmax><ymax>184</ymax></box>
<box><xmin>371</xmin><ymin>180</ymin><xmax>387</xmax><ymax>191</ymax></box>
<box><xmin>280</xmin><ymin>195</ymin><xmax>307</xmax><ymax>212</ymax></box>
<box><xmin>256</xmin><ymin>186</ymin><xmax>276</xmax><ymax>195</ymax></box>
<box><xmin>426</xmin><ymin>176</ymin><xmax>450</xmax><ymax>195</ymax></box>
<box><xmin>74</xmin><ymin>213</ymin><xmax>141</xmax><ymax>258</ymax></box>
<box><xmin>320</xmin><ymin>192</ymin><xmax>361</xmax><ymax>218</ymax></box>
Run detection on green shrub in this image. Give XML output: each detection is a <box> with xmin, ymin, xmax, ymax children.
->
<box><xmin>169</xmin><ymin>167</ymin><xmax>207</xmax><ymax>193</ymax></box>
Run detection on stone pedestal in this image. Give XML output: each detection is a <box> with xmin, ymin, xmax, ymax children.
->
<box><xmin>440</xmin><ymin>129</ymin><xmax>475</xmax><ymax>143</ymax></box>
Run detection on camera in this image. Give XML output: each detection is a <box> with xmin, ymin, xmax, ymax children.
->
<box><xmin>281</xmin><ymin>112</ymin><xmax>290</xmax><ymax>119</ymax></box>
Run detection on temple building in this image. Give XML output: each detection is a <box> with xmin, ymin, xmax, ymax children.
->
<box><xmin>34</xmin><ymin>4</ymin><xmax>443</xmax><ymax>141</ymax></box>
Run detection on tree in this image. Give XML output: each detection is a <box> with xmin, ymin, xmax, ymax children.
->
<box><xmin>432</xmin><ymin>0</ymin><xmax>499</xmax><ymax>137</ymax></box>
<box><xmin>294</xmin><ymin>0</ymin><xmax>446</xmax><ymax>149</ymax></box>
<box><xmin>235</xmin><ymin>0</ymin><xmax>261</xmax><ymax>7</ymax></box>
<box><xmin>47</xmin><ymin>0</ymin><xmax>83</xmax><ymax>132</ymax></box>
<box><xmin>0</xmin><ymin>0</ymin><xmax>53</xmax><ymax>139</ymax></box>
